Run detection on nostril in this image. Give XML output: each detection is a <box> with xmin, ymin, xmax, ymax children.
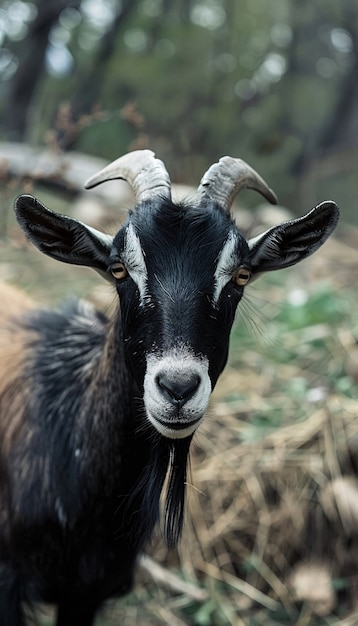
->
<box><xmin>156</xmin><ymin>373</ymin><xmax>200</xmax><ymax>406</ymax></box>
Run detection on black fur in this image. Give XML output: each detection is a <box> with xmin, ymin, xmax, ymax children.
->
<box><xmin>115</xmin><ymin>200</ymin><xmax>249</xmax><ymax>389</ymax></box>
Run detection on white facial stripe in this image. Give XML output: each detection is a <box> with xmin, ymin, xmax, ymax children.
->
<box><xmin>213</xmin><ymin>231</ymin><xmax>239</xmax><ymax>303</ymax></box>
<box><xmin>144</xmin><ymin>347</ymin><xmax>212</xmax><ymax>440</ymax></box>
<box><xmin>123</xmin><ymin>223</ymin><xmax>148</xmax><ymax>302</ymax></box>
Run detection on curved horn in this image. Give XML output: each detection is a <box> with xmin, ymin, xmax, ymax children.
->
<box><xmin>195</xmin><ymin>156</ymin><xmax>278</xmax><ymax>211</ymax></box>
<box><xmin>84</xmin><ymin>149</ymin><xmax>171</xmax><ymax>202</ymax></box>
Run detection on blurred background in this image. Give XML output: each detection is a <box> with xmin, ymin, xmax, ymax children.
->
<box><xmin>0</xmin><ymin>1</ymin><xmax>358</xmax><ymax>625</ymax></box>
<box><xmin>1</xmin><ymin>0</ymin><xmax>358</xmax><ymax>215</ymax></box>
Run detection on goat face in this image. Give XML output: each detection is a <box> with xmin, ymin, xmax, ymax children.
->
<box><xmin>111</xmin><ymin>200</ymin><xmax>248</xmax><ymax>438</ymax></box>
<box><xmin>14</xmin><ymin>150</ymin><xmax>339</xmax><ymax>440</ymax></box>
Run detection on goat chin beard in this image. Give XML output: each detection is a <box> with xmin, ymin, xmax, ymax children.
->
<box><xmin>125</xmin><ymin>433</ymin><xmax>192</xmax><ymax>549</ymax></box>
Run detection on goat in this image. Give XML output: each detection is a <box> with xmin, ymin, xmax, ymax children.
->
<box><xmin>0</xmin><ymin>150</ymin><xmax>339</xmax><ymax>625</ymax></box>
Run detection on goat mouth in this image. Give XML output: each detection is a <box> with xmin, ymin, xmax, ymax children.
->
<box><xmin>155</xmin><ymin>415</ymin><xmax>202</xmax><ymax>430</ymax></box>
<box><xmin>147</xmin><ymin>412</ymin><xmax>203</xmax><ymax>439</ymax></box>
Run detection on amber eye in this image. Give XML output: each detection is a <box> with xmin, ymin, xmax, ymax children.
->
<box><xmin>111</xmin><ymin>262</ymin><xmax>127</xmax><ymax>280</ymax></box>
<box><xmin>233</xmin><ymin>266</ymin><xmax>251</xmax><ymax>287</ymax></box>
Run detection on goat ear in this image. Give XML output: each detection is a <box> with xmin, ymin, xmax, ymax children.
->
<box><xmin>247</xmin><ymin>201</ymin><xmax>339</xmax><ymax>276</ymax></box>
<box><xmin>14</xmin><ymin>195</ymin><xmax>113</xmax><ymax>277</ymax></box>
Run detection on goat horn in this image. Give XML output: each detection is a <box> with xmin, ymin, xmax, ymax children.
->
<box><xmin>84</xmin><ymin>149</ymin><xmax>171</xmax><ymax>202</ymax></box>
<box><xmin>195</xmin><ymin>156</ymin><xmax>278</xmax><ymax>211</ymax></box>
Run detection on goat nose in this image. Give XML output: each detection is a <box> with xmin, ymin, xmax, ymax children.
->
<box><xmin>156</xmin><ymin>373</ymin><xmax>200</xmax><ymax>407</ymax></box>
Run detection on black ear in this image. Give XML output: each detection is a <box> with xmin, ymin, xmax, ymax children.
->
<box><xmin>248</xmin><ymin>201</ymin><xmax>339</xmax><ymax>275</ymax></box>
<box><xmin>14</xmin><ymin>195</ymin><xmax>113</xmax><ymax>275</ymax></box>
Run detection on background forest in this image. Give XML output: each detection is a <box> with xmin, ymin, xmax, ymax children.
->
<box><xmin>1</xmin><ymin>1</ymin><xmax>358</xmax><ymax>626</ymax></box>
<box><xmin>1</xmin><ymin>0</ymin><xmax>358</xmax><ymax>218</ymax></box>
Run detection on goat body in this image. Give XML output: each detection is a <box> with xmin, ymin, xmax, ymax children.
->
<box><xmin>0</xmin><ymin>151</ymin><xmax>339</xmax><ymax>625</ymax></box>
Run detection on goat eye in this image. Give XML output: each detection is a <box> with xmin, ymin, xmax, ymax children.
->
<box><xmin>111</xmin><ymin>262</ymin><xmax>127</xmax><ymax>280</ymax></box>
<box><xmin>233</xmin><ymin>266</ymin><xmax>251</xmax><ymax>287</ymax></box>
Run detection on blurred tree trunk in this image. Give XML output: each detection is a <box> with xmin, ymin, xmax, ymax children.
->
<box><xmin>61</xmin><ymin>0</ymin><xmax>140</xmax><ymax>149</ymax></box>
<box><xmin>4</xmin><ymin>0</ymin><xmax>81</xmax><ymax>141</ymax></box>
<box><xmin>316</xmin><ymin>25</ymin><xmax>358</xmax><ymax>156</ymax></box>
<box><xmin>291</xmin><ymin>1</ymin><xmax>358</xmax><ymax>176</ymax></box>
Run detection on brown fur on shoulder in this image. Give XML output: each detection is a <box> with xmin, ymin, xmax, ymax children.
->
<box><xmin>0</xmin><ymin>282</ymin><xmax>35</xmax><ymax>454</ymax></box>
<box><xmin>0</xmin><ymin>281</ymin><xmax>35</xmax><ymax>324</ymax></box>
